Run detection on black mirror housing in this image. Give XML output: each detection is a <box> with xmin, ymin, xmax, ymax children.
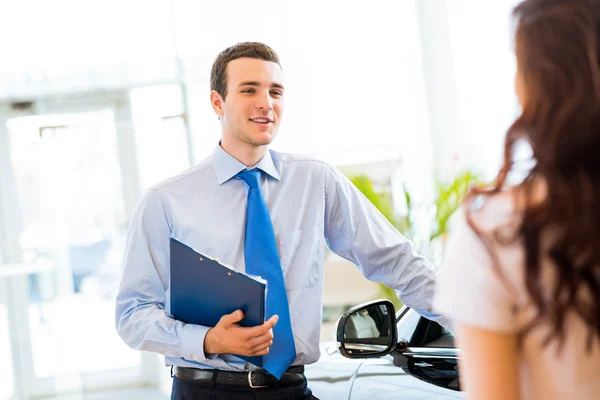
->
<box><xmin>336</xmin><ymin>299</ymin><xmax>397</xmax><ymax>359</ymax></box>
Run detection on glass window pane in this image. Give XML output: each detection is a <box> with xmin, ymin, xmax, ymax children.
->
<box><xmin>130</xmin><ymin>85</ymin><xmax>191</xmax><ymax>189</ymax></box>
<box><xmin>0</xmin><ymin>0</ymin><xmax>177</xmax><ymax>98</ymax></box>
<box><xmin>0</xmin><ymin>302</ymin><xmax>14</xmax><ymax>400</ymax></box>
<box><xmin>7</xmin><ymin>111</ymin><xmax>141</xmax><ymax>379</ymax></box>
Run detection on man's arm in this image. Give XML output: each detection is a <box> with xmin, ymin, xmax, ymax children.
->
<box><xmin>115</xmin><ymin>189</ymin><xmax>212</xmax><ymax>361</ymax></box>
<box><xmin>323</xmin><ymin>166</ymin><xmax>451</xmax><ymax>329</ymax></box>
<box><xmin>115</xmin><ymin>189</ymin><xmax>275</xmax><ymax>362</ymax></box>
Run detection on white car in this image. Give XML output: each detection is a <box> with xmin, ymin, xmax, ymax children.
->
<box><xmin>305</xmin><ymin>300</ymin><xmax>463</xmax><ymax>399</ymax></box>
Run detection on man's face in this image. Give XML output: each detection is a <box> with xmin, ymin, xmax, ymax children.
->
<box><xmin>214</xmin><ymin>57</ymin><xmax>285</xmax><ymax>149</ymax></box>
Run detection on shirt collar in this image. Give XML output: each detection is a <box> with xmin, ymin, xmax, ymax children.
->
<box><xmin>211</xmin><ymin>144</ymin><xmax>281</xmax><ymax>185</ymax></box>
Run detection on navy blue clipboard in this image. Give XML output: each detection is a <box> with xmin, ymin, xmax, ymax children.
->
<box><xmin>169</xmin><ymin>238</ymin><xmax>266</xmax><ymax>367</ymax></box>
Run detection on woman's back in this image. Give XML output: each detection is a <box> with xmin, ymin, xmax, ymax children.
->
<box><xmin>435</xmin><ymin>189</ymin><xmax>600</xmax><ymax>399</ymax></box>
<box><xmin>435</xmin><ymin>0</ymin><xmax>600</xmax><ymax>398</ymax></box>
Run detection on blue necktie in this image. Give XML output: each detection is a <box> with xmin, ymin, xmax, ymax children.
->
<box><xmin>237</xmin><ymin>169</ymin><xmax>296</xmax><ymax>379</ymax></box>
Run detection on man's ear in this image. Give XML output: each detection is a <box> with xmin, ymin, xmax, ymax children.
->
<box><xmin>210</xmin><ymin>90</ymin><xmax>224</xmax><ymax>119</ymax></box>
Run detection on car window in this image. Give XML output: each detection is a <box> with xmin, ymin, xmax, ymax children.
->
<box><xmin>425</xmin><ymin>328</ymin><xmax>456</xmax><ymax>348</ymax></box>
<box><xmin>391</xmin><ymin>308</ymin><xmax>461</xmax><ymax>392</ymax></box>
<box><xmin>407</xmin><ymin>357</ymin><xmax>460</xmax><ymax>391</ymax></box>
<box><xmin>396</xmin><ymin>308</ymin><xmax>420</xmax><ymax>343</ymax></box>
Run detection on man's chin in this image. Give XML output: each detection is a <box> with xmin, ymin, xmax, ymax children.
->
<box><xmin>248</xmin><ymin>133</ymin><xmax>277</xmax><ymax>147</ymax></box>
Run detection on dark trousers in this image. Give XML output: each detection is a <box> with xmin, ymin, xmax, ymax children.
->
<box><xmin>171</xmin><ymin>376</ymin><xmax>319</xmax><ymax>400</ymax></box>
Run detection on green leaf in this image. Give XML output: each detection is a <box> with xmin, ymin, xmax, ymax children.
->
<box><xmin>430</xmin><ymin>170</ymin><xmax>482</xmax><ymax>241</ymax></box>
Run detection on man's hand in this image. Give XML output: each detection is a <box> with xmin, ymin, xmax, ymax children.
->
<box><xmin>204</xmin><ymin>310</ymin><xmax>278</xmax><ymax>357</ymax></box>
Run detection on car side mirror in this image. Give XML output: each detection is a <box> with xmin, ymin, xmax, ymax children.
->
<box><xmin>336</xmin><ymin>299</ymin><xmax>397</xmax><ymax>358</ymax></box>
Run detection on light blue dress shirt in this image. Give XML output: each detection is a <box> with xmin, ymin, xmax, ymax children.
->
<box><xmin>115</xmin><ymin>145</ymin><xmax>447</xmax><ymax>371</ymax></box>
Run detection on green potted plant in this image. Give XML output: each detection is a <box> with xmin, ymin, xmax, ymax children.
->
<box><xmin>346</xmin><ymin>170</ymin><xmax>481</xmax><ymax>310</ymax></box>
<box><xmin>429</xmin><ymin>170</ymin><xmax>482</xmax><ymax>243</ymax></box>
<box><xmin>348</xmin><ymin>175</ymin><xmax>404</xmax><ymax>310</ymax></box>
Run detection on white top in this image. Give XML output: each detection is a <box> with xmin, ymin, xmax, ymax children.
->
<box><xmin>434</xmin><ymin>190</ymin><xmax>600</xmax><ymax>399</ymax></box>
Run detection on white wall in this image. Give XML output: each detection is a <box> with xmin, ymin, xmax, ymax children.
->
<box><xmin>0</xmin><ymin>0</ymin><xmax>521</xmax><ymax>182</ymax></box>
<box><xmin>173</xmin><ymin>0</ymin><xmax>433</xmax><ymax>173</ymax></box>
<box><xmin>445</xmin><ymin>0</ymin><xmax>521</xmax><ymax>180</ymax></box>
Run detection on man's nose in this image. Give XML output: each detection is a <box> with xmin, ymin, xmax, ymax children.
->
<box><xmin>255</xmin><ymin>92</ymin><xmax>273</xmax><ymax>110</ymax></box>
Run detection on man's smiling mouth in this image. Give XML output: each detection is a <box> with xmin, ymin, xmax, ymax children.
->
<box><xmin>249</xmin><ymin>117</ymin><xmax>273</xmax><ymax>123</ymax></box>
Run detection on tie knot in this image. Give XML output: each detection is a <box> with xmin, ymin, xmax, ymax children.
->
<box><xmin>237</xmin><ymin>169</ymin><xmax>262</xmax><ymax>188</ymax></box>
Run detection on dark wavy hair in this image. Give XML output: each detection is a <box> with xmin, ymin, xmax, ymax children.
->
<box><xmin>468</xmin><ymin>0</ymin><xmax>600</xmax><ymax>349</ymax></box>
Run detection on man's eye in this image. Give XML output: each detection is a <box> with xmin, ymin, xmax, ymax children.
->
<box><xmin>242</xmin><ymin>88</ymin><xmax>255</xmax><ymax>93</ymax></box>
<box><xmin>271</xmin><ymin>91</ymin><xmax>283</xmax><ymax>96</ymax></box>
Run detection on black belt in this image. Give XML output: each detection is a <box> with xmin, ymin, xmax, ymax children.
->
<box><xmin>174</xmin><ymin>366</ymin><xmax>305</xmax><ymax>388</ymax></box>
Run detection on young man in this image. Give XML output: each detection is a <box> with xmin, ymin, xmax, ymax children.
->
<box><xmin>116</xmin><ymin>42</ymin><xmax>448</xmax><ymax>400</ymax></box>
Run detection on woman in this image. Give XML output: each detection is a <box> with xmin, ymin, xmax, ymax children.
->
<box><xmin>434</xmin><ymin>0</ymin><xmax>600</xmax><ymax>399</ymax></box>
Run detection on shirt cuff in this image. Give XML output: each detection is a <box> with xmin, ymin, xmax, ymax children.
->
<box><xmin>180</xmin><ymin>323</ymin><xmax>218</xmax><ymax>362</ymax></box>
<box><xmin>415</xmin><ymin>310</ymin><xmax>454</xmax><ymax>333</ymax></box>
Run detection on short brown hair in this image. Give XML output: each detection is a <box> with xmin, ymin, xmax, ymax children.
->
<box><xmin>210</xmin><ymin>42</ymin><xmax>281</xmax><ymax>100</ymax></box>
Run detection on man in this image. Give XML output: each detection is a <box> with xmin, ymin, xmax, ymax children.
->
<box><xmin>116</xmin><ymin>42</ymin><xmax>448</xmax><ymax>400</ymax></box>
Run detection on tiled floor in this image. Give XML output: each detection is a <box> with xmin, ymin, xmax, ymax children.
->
<box><xmin>40</xmin><ymin>387</ymin><xmax>169</xmax><ymax>400</ymax></box>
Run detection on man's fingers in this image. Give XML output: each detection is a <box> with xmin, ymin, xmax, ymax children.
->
<box><xmin>251</xmin><ymin>346</ymin><xmax>271</xmax><ymax>356</ymax></box>
<box><xmin>221</xmin><ymin>310</ymin><xmax>244</xmax><ymax>326</ymax></box>
<box><xmin>260</xmin><ymin>315</ymin><xmax>280</xmax><ymax>332</ymax></box>
<box><xmin>245</xmin><ymin>315</ymin><xmax>279</xmax><ymax>337</ymax></box>
<box><xmin>248</xmin><ymin>331</ymin><xmax>274</xmax><ymax>348</ymax></box>
<box><xmin>250</xmin><ymin>339</ymin><xmax>273</xmax><ymax>353</ymax></box>
<box><xmin>244</xmin><ymin>324</ymin><xmax>269</xmax><ymax>338</ymax></box>
<box><xmin>266</xmin><ymin>315</ymin><xmax>279</xmax><ymax>328</ymax></box>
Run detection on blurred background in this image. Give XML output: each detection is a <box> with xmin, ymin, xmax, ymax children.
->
<box><xmin>0</xmin><ymin>0</ymin><xmax>522</xmax><ymax>398</ymax></box>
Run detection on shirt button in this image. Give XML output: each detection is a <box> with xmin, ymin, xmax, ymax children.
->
<box><xmin>193</xmin><ymin>356</ymin><xmax>199</xmax><ymax>361</ymax></box>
